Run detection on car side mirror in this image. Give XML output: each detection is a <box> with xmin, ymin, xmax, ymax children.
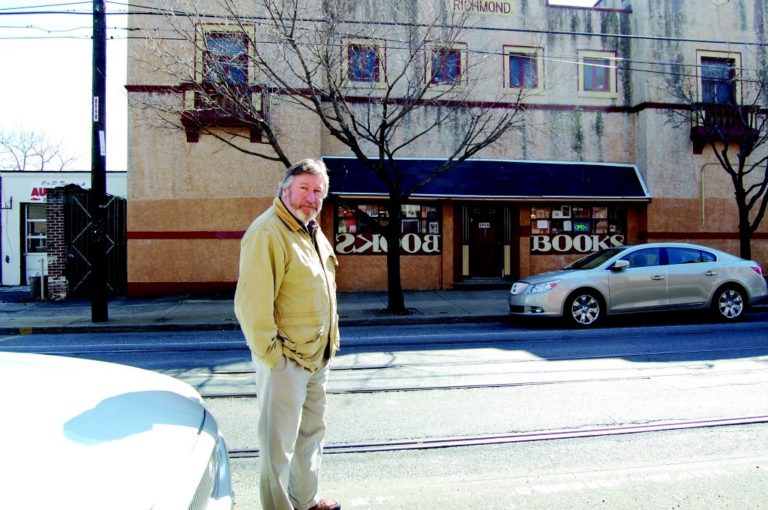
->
<box><xmin>611</xmin><ymin>260</ymin><xmax>630</xmax><ymax>271</ymax></box>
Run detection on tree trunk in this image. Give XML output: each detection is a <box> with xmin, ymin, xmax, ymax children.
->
<box><xmin>739</xmin><ymin>224</ymin><xmax>752</xmax><ymax>260</ymax></box>
<box><xmin>385</xmin><ymin>197</ymin><xmax>408</xmax><ymax>314</ymax></box>
<box><xmin>737</xmin><ymin>199</ymin><xmax>753</xmax><ymax>260</ymax></box>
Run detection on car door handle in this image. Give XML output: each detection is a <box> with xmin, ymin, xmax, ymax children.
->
<box><xmin>651</xmin><ymin>275</ymin><xmax>665</xmax><ymax>280</ymax></box>
<box><xmin>705</xmin><ymin>270</ymin><xmax>717</xmax><ymax>276</ymax></box>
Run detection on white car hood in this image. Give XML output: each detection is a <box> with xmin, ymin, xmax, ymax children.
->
<box><xmin>0</xmin><ymin>352</ymin><xmax>209</xmax><ymax>509</ymax></box>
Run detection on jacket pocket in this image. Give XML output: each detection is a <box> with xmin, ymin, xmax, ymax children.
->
<box><xmin>277</xmin><ymin>318</ymin><xmax>324</xmax><ymax>359</ymax></box>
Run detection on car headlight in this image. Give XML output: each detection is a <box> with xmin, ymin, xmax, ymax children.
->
<box><xmin>529</xmin><ymin>280</ymin><xmax>559</xmax><ymax>293</ymax></box>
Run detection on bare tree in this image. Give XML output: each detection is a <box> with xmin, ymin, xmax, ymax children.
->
<box><xmin>664</xmin><ymin>56</ymin><xmax>768</xmax><ymax>260</ymax></box>
<box><xmin>0</xmin><ymin>127</ymin><xmax>77</xmax><ymax>171</ymax></box>
<box><xmin>136</xmin><ymin>0</ymin><xmax>528</xmax><ymax>313</ymax></box>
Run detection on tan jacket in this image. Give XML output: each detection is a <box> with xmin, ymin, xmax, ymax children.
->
<box><xmin>234</xmin><ymin>198</ymin><xmax>340</xmax><ymax>372</ymax></box>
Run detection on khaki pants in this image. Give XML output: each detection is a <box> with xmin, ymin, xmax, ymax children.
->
<box><xmin>253</xmin><ymin>354</ymin><xmax>330</xmax><ymax>510</ymax></box>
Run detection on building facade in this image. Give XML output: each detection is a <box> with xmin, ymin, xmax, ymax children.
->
<box><xmin>0</xmin><ymin>171</ymin><xmax>127</xmax><ymax>287</ymax></box>
<box><xmin>126</xmin><ymin>0</ymin><xmax>768</xmax><ymax>294</ymax></box>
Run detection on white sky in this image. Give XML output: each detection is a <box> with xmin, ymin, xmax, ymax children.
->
<box><xmin>0</xmin><ymin>1</ymin><xmax>127</xmax><ymax>171</ymax></box>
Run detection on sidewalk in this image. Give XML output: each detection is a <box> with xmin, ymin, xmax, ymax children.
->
<box><xmin>0</xmin><ymin>286</ymin><xmax>511</xmax><ymax>335</ymax></box>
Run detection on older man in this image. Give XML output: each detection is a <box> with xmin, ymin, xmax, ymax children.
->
<box><xmin>235</xmin><ymin>159</ymin><xmax>341</xmax><ymax>510</ymax></box>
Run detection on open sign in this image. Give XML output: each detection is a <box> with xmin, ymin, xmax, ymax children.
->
<box><xmin>573</xmin><ymin>221</ymin><xmax>590</xmax><ymax>232</ymax></box>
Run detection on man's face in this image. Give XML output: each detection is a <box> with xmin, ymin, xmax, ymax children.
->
<box><xmin>282</xmin><ymin>172</ymin><xmax>325</xmax><ymax>224</ymax></box>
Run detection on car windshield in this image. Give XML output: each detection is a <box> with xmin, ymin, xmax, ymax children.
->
<box><xmin>565</xmin><ymin>247</ymin><xmax>626</xmax><ymax>270</ymax></box>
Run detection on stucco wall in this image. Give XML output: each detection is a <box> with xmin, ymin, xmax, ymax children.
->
<box><xmin>125</xmin><ymin>0</ymin><xmax>768</xmax><ymax>293</ymax></box>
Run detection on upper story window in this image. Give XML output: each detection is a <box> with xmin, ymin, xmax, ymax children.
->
<box><xmin>182</xmin><ymin>25</ymin><xmax>263</xmax><ymax>143</ymax></box>
<box><xmin>428</xmin><ymin>43</ymin><xmax>467</xmax><ymax>88</ymax></box>
<box><xmin>578</xmin><ymin>50</ymin><xmax>617</xmax><ymax>97</ymax></box>
<box><xmin>690</xmin><ymin>51</ymin><xmax>749</xmax><ymax>153</ymax></box>
<box><xmin>346</xmin><ymin>41</ymin><xmax>383</xmax><ymax>83</ymax></box>
<box><xmin>504</xmin><ymin>46</ymin><xmax>543</xmax><ymax>93</ymax></box>
<box><xmin>343</xmin><ymin>38</ymin><xmax>385</xmax><ymax>88</ymax></box>
<box><xmin>203</xmin><ymin>33</ymin><xmax>248</xmax><ymax>86</ymax></box>
<box><xmin>700</xmin><ymin>55</ymin><xmax>737</xmax><ymax>104</ymax></box>
<box><xmin>200</xmin><ymin>32</ymin><xmax>249</xmax><ymax>111</ymax></box>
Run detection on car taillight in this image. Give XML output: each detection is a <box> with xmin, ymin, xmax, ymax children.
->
<box><xmin>751</xmin><ymin>265</ymin><xmax>764</xmax><ymax>276</ymax></box>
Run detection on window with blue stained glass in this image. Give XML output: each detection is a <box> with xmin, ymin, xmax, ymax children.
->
<box><xmin>431</xmin><ymin>48</ymin><xmax>462</xmax><ymax>85</ymax></box>
<box><xmin>348</xmin><ymin>44</ymin><xmax>379</xmax><ymax>82</ymax></box>
<box><xmin>204</xmin><ymin>33</ymin><xmax>248</xmax><ymax>86</ymax></box>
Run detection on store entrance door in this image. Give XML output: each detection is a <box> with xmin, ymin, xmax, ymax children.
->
<box><xmin>469</xmin><ymin>206</ymin><xmax>502</xmax><ymax>277</ymax></box>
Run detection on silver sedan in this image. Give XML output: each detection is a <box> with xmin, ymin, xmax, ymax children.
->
<box><xmin>509</xmin><ymin>242</ymin><xmax>768</xmax><ymax>327</ymax></box>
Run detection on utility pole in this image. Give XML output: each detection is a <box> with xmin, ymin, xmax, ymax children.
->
<box><xmin>90</xmin><ymin>0</ymin><xmax>108</xmax><ymax>322</ymax></box>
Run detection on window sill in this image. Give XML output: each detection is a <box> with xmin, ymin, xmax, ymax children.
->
<box><xmin>180</xmin><ymin>109</ymin><xmax>262</xmax><ymax>143</ymax></box>
<box><xmin>578</xmin><ymin>90</ymin><xmax>619</xmax><ymax>99</ymax></box>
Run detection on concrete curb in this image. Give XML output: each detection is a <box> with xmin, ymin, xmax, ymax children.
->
<box><xmin>0</xmin><ymin>313</ymin><xmax>513</xmax><ymax>336</ymax></box>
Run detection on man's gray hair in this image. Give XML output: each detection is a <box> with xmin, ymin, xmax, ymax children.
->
<box><xmin>277</xmin><ymin>159</ymin><xmax>330</xmax><ymax>198</ymax></box>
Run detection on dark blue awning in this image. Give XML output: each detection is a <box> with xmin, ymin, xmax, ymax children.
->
<box><xmin>322</xmin><ymin>157</ymin><xmax>651</xmax><ymax>201</ymax></box>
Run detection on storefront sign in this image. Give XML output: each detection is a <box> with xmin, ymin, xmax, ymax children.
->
<box><xmin>452</xmin><ymin>0</ymin><xmax>514</xmax><ymax>15</ymax></box>
<box><xmin>531</xmin><ymin>234</ymin><xmax>625</xmax><ymax>254</ymax></box>
<box><xmin>335</xmin><ymin>233</ymin><xmax>441</xmax><ymax>255</ymax></box>
<box><xmin>29</xmin><ymin>187</ymin><xmax>48</xmax><ymax>202</ymax></box>
<box><xmin>28</xmin><ymin>180</ymin><xmax>88</xmax><ymax>202</ymax></box>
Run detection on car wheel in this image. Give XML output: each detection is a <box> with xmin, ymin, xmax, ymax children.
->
<box><xmin>713</xmin><ymin>285</ymin><xmax>746</xmax><ymax>321</ymax></box>
<box><xmin>566</xmin><ymin>291</ymin><xmax>603</xmax><ymax>327</ymax></box>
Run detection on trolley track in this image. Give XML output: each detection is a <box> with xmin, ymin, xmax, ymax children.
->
<box><xmin>161</xmin><ymin>343</ymin><xmax>768</xmax><ymax>398</ymax></box>
<box><xmin>227</xmin><ymin>414</ymin><xmax>768</xmax><ymax>458</ymax></box>
<box><xmin>198</xmin><ymin>364</ymin><xmax>768</xmax><ymax>398</ymax></box>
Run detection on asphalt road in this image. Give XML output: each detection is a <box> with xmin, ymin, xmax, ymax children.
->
<box><xmin>3</xmin><ymin>318</ymin><xmax>768</xmax><ymax>509</ymax></box>
<box><xmin>230</xmin><ymin>424</ymin><xmax>767</xmax><ymax>509</ymax></box>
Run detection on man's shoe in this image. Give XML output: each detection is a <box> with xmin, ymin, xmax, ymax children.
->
<box><xmin>302</xmin><ymin>499</ymin><xmax>341</xmax><ymax>510</ymax></box>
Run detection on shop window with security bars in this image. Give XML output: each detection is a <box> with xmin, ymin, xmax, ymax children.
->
<box><xmin>24</xmin><ymin>203</ymin><xmax>47</xmax><ymax>253</ymax></box>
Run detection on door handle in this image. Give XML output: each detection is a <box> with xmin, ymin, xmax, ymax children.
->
<box><xmin>705</xmin><ymin>270</ymin><xmax>717</xmax><ymax>276</ymax></box>
<box><xmin>651</xmin><ymin>275</ymin><xmax>665</xmax><ymax>280</ymax></box>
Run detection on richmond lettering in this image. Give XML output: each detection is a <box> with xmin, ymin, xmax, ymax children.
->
<box><xmin>452</xmin><ymin>0</ymin><xmax>513</xmax><ymax>14</ymax></box>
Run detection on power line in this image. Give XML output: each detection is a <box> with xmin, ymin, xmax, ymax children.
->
<box><xmin>3</xmin><ymin>3</ymin><xmax>768</xmax><ymax>50</ymax></box>
<box><xmin>1</xmin><ymin>4</ymin><xmax>766</xmax><ymax>83</ymax></box>
<box><xmin>0</xmin><ymin>2</ymin><xmax>92</xmax><ymax>12</ymax></box>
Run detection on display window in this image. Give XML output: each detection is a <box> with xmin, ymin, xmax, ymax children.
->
<box><xmin>335</xmin><ymin>203</ymin><xmax>441</xmax><ymax>255</ymax></box>
<box><xmin>530</xmin><ymin>204</ymin><xmax>626</xmax><ymax>254</ymax></box>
